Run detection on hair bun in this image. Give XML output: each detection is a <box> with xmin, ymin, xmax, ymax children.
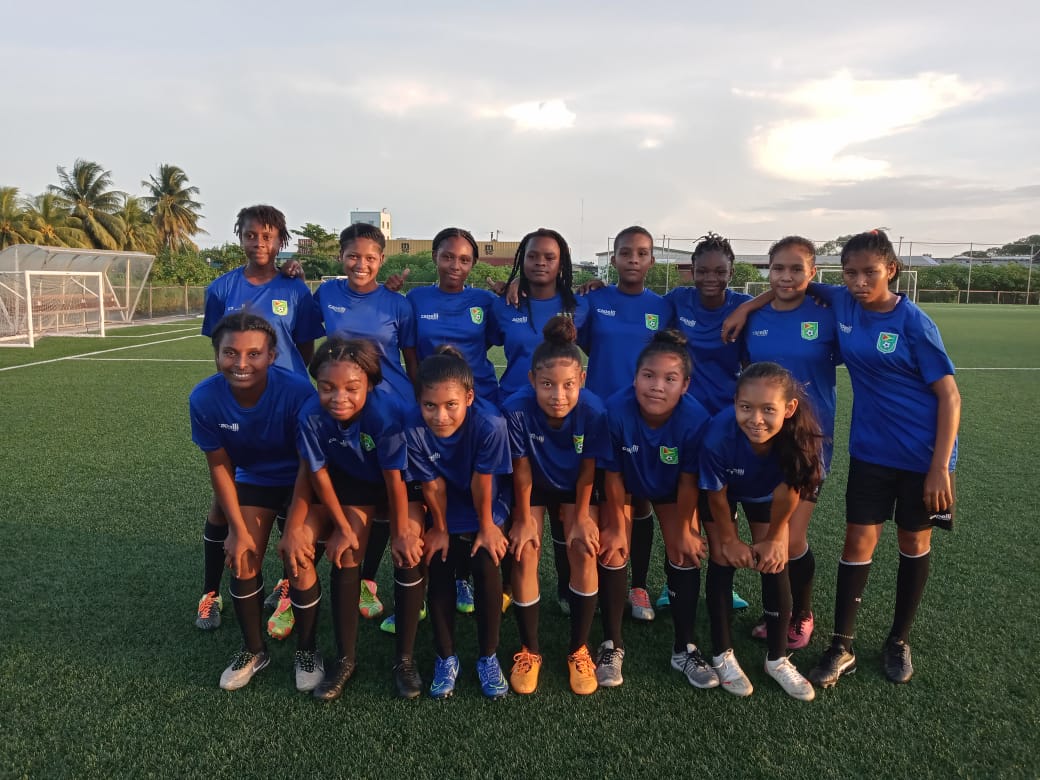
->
<box><xmin>542</xmin><ymin>314</ymin><xmax>577</xmax><ymax>344</ymax></box>
<box><xmin>652</xmin><ymin>328</ymin><xmax>687</xmax><ymax>348</ymax></box>
<box><xmin>434</xmin><ymin>344</ymin><xmax>465</xmax><ymax>361</ymax></box>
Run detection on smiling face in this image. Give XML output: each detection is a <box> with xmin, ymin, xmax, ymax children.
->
<box><xmin>529</xmin><ymin>358</ymin><xmax>584</xmax><ymax>426</ymax></box>
<box><xmin>734</xmin><ymin>377</ymin><xmax>797</xmax><ymax>453</ymax></box>
<box><xmin>216</xmin><ymin>329</ymin><xmax>275</xmax><ymax>398</ymax></box>
<box><xmin>340</xmin><ymin>237</ymin><xmax>385</xmax><ymax>293</ymax></box>
<box><xmin>842</xmin><ymin>250</ymin><xmax>898</xmax><ymax>311</ymax></box>
<box><xmin>316</xmin><ymin>360</ymin><xmax>370</xmax><ymax>424</ymax></box>
<box><xmin>240</xmin><ymin>219</ymin><xmax>282</xmax><ymax>270</ymax></box>
<box><xmin>523</xmin><ymin>236</ymin><xmax>561</xmax><ymax>297</ymax></box>
<box><xmin>633</xmin><ymin>353</ymin><xmax>690</xmax><ymax>424</ymax></box>
<box><xmin>693</xmin><ymin>250</ymin><xmax>733</xmax><ymax>303</ymax></box>
<box><xmin>434</xmin><ymin>235</ymin><xmax>475</xmax><ymax>293</ymax></box>
<box><xmin>611</xmin><ymin>232</ymin><xmax>655</xmax><ymax>292</ymax></box>
<box><xmin>420</xmin><ymin>380</ymin><xmax>474</xmax><ymax>438</ymax></box>
<box><xmin>769</xmin><ymin>246</ymin><xmax>815</xmax><ymax>310</ymax></box>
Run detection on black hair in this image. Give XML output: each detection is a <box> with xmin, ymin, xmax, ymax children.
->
<box><xmin>309</xmin><ymin>337</ymin><xmax>383</xmax><ymax>387</ymax></box>
<box><xmin>736</xmin><ymin>362</ymin><xmax>825</xmax><ymax>498</ymax></box>
<box><xmin>840</xmin><ymin>229</ymin><xmax>902</xmax><ymax>281</ymax></box>
<box><xmin>692</xmin><ymin>232</ymin><xmax>735</xmax><ymax>267</ymax></box>
<box><xmin>768</xmin><ymin>236</ymin><xmax>816</xmax><ymax>264</ymax></box>
<box><xmin>636</xmin><ymin>329</ymin><xmax>692</xmax><ymax>380</ymax></box>
<box><xmin>531</xmin><ymin>315</ymin><xmax>583</xmax><ymax>373</ymax></box>
<box><xmin>504</xmin><ymin>228</ymin><xmax>577</xmax><ymax>330</ymax></box>
<box><xmin>209</xmin><ymin>311</ymin><xmax>277</xmax><ymax>353</ymax></box>
<box><xmin>418</xmin><ymin>344</ymin><xmax>474</xmax><ymax>393</ymax></box>
<box><xmin>339</xmin><ymin>223</ymin><xmax>387</xmax><ymax>253</ymax></box>
<box><xmin>614</xmin><ymin>225</ymin><xmax>654</xmax><ymax>251</ymax></box>
<box><xmin>432</xmin><ymin>227</ymin><xmax>479</xmax><ymax>260</ymax></box>
<box><xmin>234</xmin><ymin>205</ymin><xmax>291</xmax><ymax>250</ymax></box>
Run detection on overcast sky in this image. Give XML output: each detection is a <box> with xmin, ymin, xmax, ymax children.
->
<box><xmin>3</xmin><ymin>0</ymin><xmax>1037</xmax><ymax>258</ymax></box>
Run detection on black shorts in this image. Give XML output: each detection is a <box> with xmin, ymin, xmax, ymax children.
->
<box><xmin>235</xmin><ymin>482</ymin><xmax>292</xmax><ymax>512</ymax></box>
<box><xmin>529</xmin><ymin>481</ymin><xmax>604</xmax><ymax>507</ymax></box>
<box><xmin>845</xmin><ymin>457</ymin><xmax>956</xmax><ymax>531</ymax></box>
<box><xmin>699</xmin><ymin>491</ymin><xmax>771</xmax><ymax>524</ymax></box>
<box><xmin>329</xmin><ymin>467</ymin><xmax>387</xmax><ymax>507</ymax></box>
<box><xmin>406</xmin><ymin>481</ymin><xmax>424</xmax><ymax>502</ymax></box>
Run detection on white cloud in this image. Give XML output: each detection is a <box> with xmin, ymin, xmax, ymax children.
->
<box><xmin>284</xmin><ymin>76</ymin><xmax>449</xmax><ymax>116</ymax></box>
<box><xmin>640</xmin><ymin>138</ymin><xmax>661</xmax><ymax>150</ymax></box>
<box><xmin>738</xmin><ymin>71</ymin><xmax>993</xmax><ymax>183</ymax></box>
<box><xmin>479</xmin><ymin>99</ymin><xmax>576</xmax><ymax>131</ymax></box>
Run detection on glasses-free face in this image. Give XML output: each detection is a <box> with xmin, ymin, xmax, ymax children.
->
<box><xmin>420</xmin><ymin>380</ymin><xmax>474</xmax><ymax>438</ymax></box>
<box><xmin>612</xmin><ymin>233</ymin><xmax>655</xmax><ymax>290</ymax></box>
<box><xmin>634</xmin><ymin>353</ymin><xmax>690</xmax><ymax>424</ymax></box>
<box><xmin>523</xmin><ymin>236</ymin><xmax>561</xmax><ymax>292</ymax></box>
<box><xmin>434</xmin><ymin>236</ymin><xmax>476</xmax><ymax>293</ymax></box>
<box><xmin>240</xmin><ymin>219</ymin><xmax>282</xmax><ymax>269</ymax></box>
<box><xmin>316</xmin><ymin>360</ymin><xmax>370</xmax><ymax>424</ymax></box>
<box><xmin>693</xmin><ymin>250</ymin><xmax>732</xmax><ymax>300</ymax></box>
<box><xmin>769</xmin><ymin>247</ymin><xmax>815</xmax><ymax>309</ymax></box>
<box><xmin>340</xmin><ymin>238</ymin><xmax>385</xmax><ymax>293</ymax></box>
<box><xmin>216</xmin><ymin>330</ymin><xmax>275</xmax><ymax>395</ymax></box>
<box><xmin>842</xmin><ymin>250</ymin><xmax>897</xmax><ymax>311</ymax></box>
<box><xmin>734</xmin><ymin>378</ymin><xmax>797</xmax><ymax>453</ymax></box>
<box><xmin>529</xmin><ymin>359</ymin><xmax>584</xmax><ymax>426</ymax></box>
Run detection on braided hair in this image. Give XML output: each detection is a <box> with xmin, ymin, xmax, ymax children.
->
<box><xmin>841</xmin><ymin>229</ymin><xmax>902</xmax><ymax>281</ymax></box>
<box><xmin>234</xmin><ymin>205</ymin><xmax>291</xmax><ymax>250</ymax></box>
<box><xmin>504</xmin><ymin>228</ymin><xmax>577</xmax><ymax>330</ymax></box>
<box><xmin>692</xmin><ymin>232</ymin><xmax>735</xmax><ymax>266</ymax></box>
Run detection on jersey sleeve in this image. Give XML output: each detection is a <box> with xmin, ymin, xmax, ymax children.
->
<box><xmin>485</xmin><ymin>298</ymin><xmax>505</xmax><ymax>347</ymax></box>
<box><xmin>292</xmin><ymin>282</ymin><xmax>326</xmax><ymax>342</ymax></box>
<box><xmin>805</xmin><ymin>282</ymin><xmax>843</xmax><ymax>306</ymax></box>
<box><xmin>189</xmin><ymin>391</ymin><xmax>222</xmax><ymax>453</ymax></box>
<box><xmin>698</xmin><ymin>434</ymin><xmax>730</xmax><ymax>493</ymax></box>
<box><xmin>200</xmin><ymin>278</ymin><xmax>228</xmax><ymax>337</ymax></box>
<box><xmin>395</xmin><ymin>292</ymin><xmax>418</xmax><ymax>350</ymax></box>
<box><xmin>375</xmin><ymin>418</ymin><xmax>408</xmax><ymax>472</ymax></box>
<box><xmin>908</xmin><ymin>310</ymin><xmax>956</xmax><ymax>384</ymax></box>
<box><xmin>505</xmin><ymin>406</ymin><xmax>530</xmax><ymax>459</ymax></box>
<box><xmin>597</xmin><ymin>408</ymin><xmax>623</xmax><ymax>473</ymax></box>
<box><xmin>296</xmin><ymin>399</ymin><xmax>329</xmax><ymax>473</ymax></box>
<box><xmin>474</xmin><ymin>414</ymin><xmax>513</xmax><ymax>476</ymax></box>
<box><xmin>403</xmin><ymin>426</ymin><xmax>437</xmax><ymax>483</ymax></box>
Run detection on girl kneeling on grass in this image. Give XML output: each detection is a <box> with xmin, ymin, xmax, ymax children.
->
<box><xmin>404</xmin><ymin>346</ymin><xmax>513</xmax><ymax>699</ymax></box>
<box><xmin>188</xmin><ymin>312</ymin><xmax>317</xmax><ymax>690</ymax></box>
<box><xmin>280</xmin><ymin>337</ymin><xmax>427</xmax><ymax>700</ymax></box>
<box><xmin>699</xmin><ymin>362</ymin><xmax>824</xmax><ymax>701</ymax></box>
<box><xmin>598</xmin><ymin>330</ymin><xmax>714</xmax><ymax>690</ymax></box>
<box><xmin>502</xmin><ymin>315</ymin><xmax>610</xmax><ymax>695</ymax></box>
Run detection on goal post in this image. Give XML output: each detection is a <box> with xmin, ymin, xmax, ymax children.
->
<box><xmin>0</xmin><ymin>270</ymin><xmax>106</xmax><ymax>347</ymax></box>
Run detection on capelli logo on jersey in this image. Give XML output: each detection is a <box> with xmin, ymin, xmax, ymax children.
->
<box><xmin>529</xmin><ymin>433</ymin><xmax>545</xmax><ymax>444</ymax></box>
<box><xmin>877</xmin><ymin>332</ymin><xmax>899</xmax><ymax>354</ymax></box>
<box><xmin>679</xmin><ymin>316</ymin><xmax>696</xmax><ymax>327</ymax></box>
<box><xmin>659</xmin><ymin>446</ymin><xmax>678</xmax><ymax>465</ymax></box>
<box><xmin>327</xmin><ymin>304</ymin><xmax>347</xmax><ymax>314</ymax></box>
<box><xmin>420</xmin><ymin>313</ymin><xmax>440</xmax><ymax>321</ymax></box>
<box><xmin>839</xmin><ymin>323</ymin><xmax>852</xmax><ymax>334</ymax></box>
<box><xmin>573</xmin><ymin>435</ymin><xmax>584</xmax><ymax>454</ymax></box>
<box><xmin>726</xmin><ymin>467</ymin><xmax>745</xmax><ymax>476</ymax></box>
<box><xmin>622</xmin><ymin>444</ymin><xmax>640</xmax><ymax>454</ymax></box>
<box><xmin>428</xmin><ymin>452</ymin><xmax>441</xmax><ymax>461</ymax></box>
<box><xmin>751</xmin><ymin>329</ymin><xmax>769</xmax><ymax>337</ymax></box>
<box><xmin>218</xmin><ymin>423</ymin><xmax>240</xmax><ymax>432</ymax></box>
<box><xmin>271</xmin><ymin>299</ymin><xmax>288</xmax><ymax>316</ymax></box>
<box><xmin>360</xmin><ymin>433</ymin><xmax>376</xmax><ymax>451</ymax></box>
<box><xmin>801</xmin><ymin>322</ymin><xmax>818</xmax><ymax>341</ymax></box>
<box><xmin>512</xmin><ymin>316</ymin><xmax>528</xmax><ymax>324</ymax></box>
<box><xmin>597</xmin><ymin>308</ymin><xmax>616</xmax><ymax>317</ymax></box>
<box><xmin>328</xmin><ymin>436</ymin><xmax>349</xmax><ymax>448</ymax></box>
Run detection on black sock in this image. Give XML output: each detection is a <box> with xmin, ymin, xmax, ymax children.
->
<box><xmin>568</xmin><ymin>586</ymin><xmax>598</xmax><ymax>654</ymax></box>
<box><xmin>290</xmin><ymin>582</ymin><xmax>321</xmax><ymax>652</ymax></box>
<box><xmin>597</xmin><ymin>563</ymin><xmax>627</xmax><ymax>650</ymax></box>
<box><xmin>472</xmin><ymin>548</ymin><xmax>503</xmax><ymax>657</ymax></box>
<box><xmin>666</xmin><ymin>560</ymin><xmax>700</xmax><ymax>652</ymax></box>
<box><xmin>330</xmin><ymin>565</ymin><xmax>361</xmax><ymax>661</ymax></box>
<box><xmin>230</xmin><ymin>575</ymin><xmax>264</xmax><ymax>653</ymax></box>
<box><xmin>788</xmin><ymin>546</ymin><xmax>816</xmax><ymax>619</ymax></box>
<box><xmin>833</xmin><ymin>559</ymin><xmax>872</xmax><ymax>651</ymax></box>
<box><xmin>393</xmin><ymin>565</ymin><xmax>425</xmax><ymax>659</ymax></box>
<box><xmin>890</xmin><ymin>550</ymin><xmax>930</xmax><ymax>643</ymax></box>
<box><xmin>203</xmin><ymin>521</ymin><xmax>227</xmax><ymax>595</ymax></box>
<box><xmin>548</xmin><ymin>516</ymin><xmax>571</xmax><ymax>599</ymax></box>
<box><xmin>514</xmin><ymin>599</ymin><xmax>541</xmax><ymax>654</ymax></box>
<box><xmin>706</xmin><ymin>562</ymin><xmax>735</xmax><ymax>657</ymax></box>
<box><xmin>630</xmin><ymin>513</ymin><xmax>654</xmax><ymax>590</ymax></box>
<box><xmin>361</xmin><ymin>521</ymin><xmax>390</xmax><ymax>581</ymax></box>
<box><xmin>428</xmin><ymin>550</ymin><xmax>458</xmax><ymax>659</ymax></box>
<box><xmin>761</xmin><ymin>569</ymin><xmax>793</xmax><ymax>661</ymax></box>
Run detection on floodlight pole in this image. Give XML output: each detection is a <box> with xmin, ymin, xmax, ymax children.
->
<box><xmin>966</xmin><ymin>244</ymin><xmax>973</xmax><ymax>304</ymax></box>
<box><xmin>1028</xmin><ymin>244</ymin><xmax>1034</xmax><ymax>304</ymax></box>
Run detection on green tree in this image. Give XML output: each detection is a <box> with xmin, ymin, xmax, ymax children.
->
<box><xmin>22</xmin><ymin>192</ymin><xmax>88</xmax><ymax>248</ymax></box>
<box><xmin>202</xmin><ymin>242</ymin><xmax>247</xmax><ymax>270</ymax></box>
<box><xmin>140</xmin><ymin>164</ymin><xmax>205</xmax><ymax>251</ymax></box>
<box><xmin>115</xmin><ymin>195</ymin><xmax>160</xmax><ymax>253</ymax></box>
<box><xmin>49</xmin><ymin>159</ymin><xmax>126</xmax><ymax>250</ymax></box>
<box><xmin>988</xmin><ymin>235</ymin><xmax>1040</xmax><ymax>258</ymax></box>
<box><xmin>0</xmin><ymin>187</ymin><xmax>42</xmax><ymax>249</ymax></box>
<box><xmin>731</xmin><ymin>262</ymin><xmax>763</xmax><ymax>289</ymax></box>
<box><xmin>150</xmin><ymin>247</ymin><xmax>219</xmax><ymax>286</ymax></box>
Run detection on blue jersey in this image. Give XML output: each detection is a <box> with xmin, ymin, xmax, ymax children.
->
<box><xmin>744</xmin><ymin>297</ymin><xmax>840</xmax><ymax>470</ymax></box>
<box><xmin>489</xmin><ymin>293</ymin><xmax>590</xmax><ymax>405</ymax></box>
<box><xmin>407</xmin><ymin>284</ymin><xmax>498</xmax><ymax>402</ymax></box>
<box><xmin>296</xmin><ymin>387</ymin><xmax>407</xmax><ymax>485</ymax></box>
<box><xmin>599</xmin><ymin>387</ymin><xmax>711</xmax><ymax>501</ymax></box>
<box><xmin>809</xmin><ymin>284</ymin><xmax>957</xmax><ymax>473</ymax></box>
<box><xmin>189</xmin><ymin>366</ymin><xmax>315</xmax><ymax>486</ymax></box>
<box><xmin>666</xmin><ymin>287</ymin><xmax>753</xmax><ymax>414</ymax></box>
<box><xmin>503</xmin><ymin>386</ymin><xmax>611</xmax><ymax>493</ymax></box>
<box><xmin>581</xmin><ymin>286</ymin><xmax>674</xmax><ymax>399</ymax></box>
<box><xmin>201</xmin><ymin>268</ymin><xmax>325</xmax><ymax>376</ymax></box>
<box><xmin>403</xmin><ymin>398</ymin><xmax>513</xmax><ymax>533</ymax></box>
<box><xmin>313</xmin><ymin>281</ymin><xmax>417</xmax><ymax>406</ymax></box>
<box><xmin>699</xmin><ymin>407</ymin><xmax>787</xmax><ymax>503</ymax></box>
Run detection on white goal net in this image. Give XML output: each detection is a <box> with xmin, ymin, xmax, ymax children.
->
<box><xmin>0</xmin><ymin>270</ymin><xmax>106</xmax><ymax>347</ymax></box>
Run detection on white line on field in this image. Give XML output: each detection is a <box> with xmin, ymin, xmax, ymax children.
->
<box><xmin>72</xmin><ymin>358</ymin><xmax>211</xmax><ymax>363</ymax></box>
<box><xmin>956</xmin><ymin>367</ymin><xmax>1040</xmax><ymax>370</ymax></box>
<box><xmin>102</xmin><ymin>327</ymin><xmax>199</xmax><ymax>338</ymax></box>
<box><xmin>0</xmin><ymin>334</ymin><xmax>201</xmax><ymax>372</ymax></box>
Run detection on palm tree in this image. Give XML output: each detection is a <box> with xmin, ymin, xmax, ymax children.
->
<box><xmin>49</xmin><ymin>159</ymin><xmax>126</xmax><ymax>250</ymax></box>
<box><xmin>22</xmin><ymin>193</ymin><xmax>89</xmax><ymax>248</ymax></box>
<box><xmin>0</xmin><ymin>187</ymin><xmax>41</xmax><ymax>249</ymax></box>
<box><xmin>114</xmin><ymin>194</ymin><xmax>159</xmax><ymax>254</ymax></box>
<box><xmin>141</xmin><ymin>164</ymin><xmax>205</xmax><ymax>251</ymax></box>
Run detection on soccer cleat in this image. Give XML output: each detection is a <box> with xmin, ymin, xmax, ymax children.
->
<box><xmin>628</xmin><ymin>587</ymin><xmax>655</xmax><ymax>621</ymax></box>
<box><xmin>359</xmin><ymin>579</ymin><xmax>384</xmax><ymax>619</ymax></box>
<box><xmin>293</xmin><ymin>649</ymin><xmax>324</xmax><ymax>692</ymax></box>
<box><xmin>808</xmin><ymin>643</ymin><xmax>857</xmax><ymax>689</ymax></box>
<box><xmin>765</xmin><ymin>655</ymin><xmax>815</xmax><ymax>701</ymax></box>
<box><xmin>312</xmin><ymin>656</ymin><xmax>357</xmax><ymax>701</ymax></box>
<box><xmin>455</xmin><ymin>579</ymin><xmax>475</xmax><ymax>614</ymax></box>
<box><xmin>567</xmin><ymin>645</ymin><xmax>598</xmax><ymax>695</ymax></box>
<box><xmin>501</xmin><ymin>591</ymin><xmax>513</xmax><ymax>614</ymax></box>
<box><xmin>882</xmin><ymin>637</ymin><xmax>914</xmax><ymax>684</ymax></box>
<box><xmin>509</xmin><ymin>647</ymin><xmax>543</xmax><ymax>695</ymax></box>
<box><xmin>393</xmin><ymin>656</ymin><xmax>423</xmax><ymax>700</ymax></box>
<box><xmin>750</xmin><ymin>615</ymin><xmax>768</xmax><ymax>640</ymax></box>
<box><xmin>379</xmin><ymin>602</ymin><xmax>428</xmax><ymax>635</ymax></box>
<box><xmin>196</xmin><ymin>591</ymin><xmax>223</xmax><ymax>630</ymax></box>
<box><xmin>788</xmin><ymin>612</ymin><xmax>815</xmax><ymax>651</ymax></box>
<box><xmin>264</xmin><ymin>578</ymin><xmax>289</xmax><ymax>611</ymax></box>
<box><xmin>731</xmin><ymin>590</ymin><xmax>750</xmax><ymax>610</ymax></box>
<box><xmin>266</xmin><ymin>597</ymin><xmax>295</xmax><ymax>640</ymax></box>
<box><xmin>656</xmin><ymin>584</ymin><xmax>671</xmax><ymax>610</ymax></box>
<box><xmin>219</xmin><ymin>648</ymin><xmax>269</xmax><ymax>690</ymax></box>
<box><xmin>430</xmin><ymin>654</ymin><xmax>460</xmax><ymax>699</ymax></box>
<box><xmin>712</xmin><ymin>649</ymin><xmax>754</xmax><ymax>697</ymax></box>
<box><xmin>595</xmin><ymin>640</ymin><xmax>625</xmax><ymax>688</ymax></box>
<box><xmin>671</xmin><ymin>644</ymin><xmax>720</xmax><ymax>689</ymax></box>
<box><xmin>476</xmin><ymin>654</ymin><xmax>509</xmax><ymax>699</ymax></box>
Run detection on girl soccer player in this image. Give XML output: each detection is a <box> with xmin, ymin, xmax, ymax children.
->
<box><xmin>725</xmin><ymin>229</ymin><xmax>961</xmax><ymax>688</ymax></box>
<box><xmin>314</xmin><ymin>223</ymin><xmax>419</xmax><ymax>621</ymax></box>
<box><xmin>279</xmin><ymin>337</ymin><xmax>426</xmax><ymax>700</ymax></box>
<box><xmin>188</xmin><ymin>312</ymin><xmax>317</xmax><ymax>690</ymax></box>
<box><xmin>742</xmin><ymin>236</ymin><xmax>840</xmax><ymax>649</ymax></box>
<box><xmin>403</xmin><ymin>347</ymin><xmax>513</xmax><ymax>699</ymax></box>
<box><xmin>700</xmin><ymin>362</ymin><xmax>824</xmax><ymax>701</ymax></box>
<box><xmin>195</xmin><ymin>205</ymin><xmax>324</xmax><ymax>633</ymax></box>
<box><xmin>598</xmin><ymin>330</ymin><xmax>714</xmax><ymax>690</ymax></box>
<box><xmin>502</xmin><ymin>316</ymin><xmax>610</xmax><ymax>694</ymax></box>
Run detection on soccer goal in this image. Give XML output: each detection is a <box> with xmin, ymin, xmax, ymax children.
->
<box><xmin>0</xmin><ymin>270</ymin><xmax>106</xmax><ymax>347</ymax></box>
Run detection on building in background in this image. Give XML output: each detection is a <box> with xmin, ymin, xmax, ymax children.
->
<box><xmin>350</xmin><ymin>209</ymin><xmax>393</xmax><ymax>239</ymax></box>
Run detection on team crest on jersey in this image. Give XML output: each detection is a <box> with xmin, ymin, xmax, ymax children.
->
<box><xmin>877</xmin><ymin>332</ymin><xmax>899</xmax><ymax>354</ymax></box>
<box><xmin>659</xmin><ymin>446</ymin><xmax>678</xmax><ymax>465</ymax></box>
<box><xmin>645</xmin><ymin>313</ymin><xmax>660</xmax><ymax>331</ymax></box>
<box><xmin>470</xmin><ymin>307</ymin><xmax>484</xmax><ymax>325</ymax></box>
<box><xmin>801</xmin><ymin>321</ymin><xmax>818</xmax><ymax>341</ymax></box>
<box><xmin>271</xmin><ymin>299</ymin><xmax>288</xmax><ymax>316</ymax></box>
<box><xmin>360</xmin><ymin>433</ymin><xmax>375</xmax><ymax>451</ymax></box>
<box><xmin>573</xmin><ymin>435</ymin><xmax>585</xmax><ymax>454</ymax></box>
